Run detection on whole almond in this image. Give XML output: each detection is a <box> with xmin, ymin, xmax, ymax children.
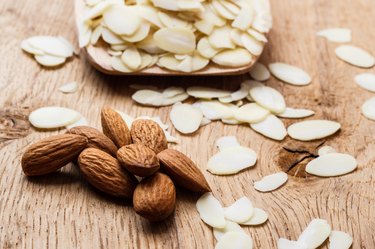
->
<box><xmin>117</xmin><ymin>144</ymin><xmax>160</xmax><ymax>177</ymax></box>
<box><xmin>130</xmin><ymin>119</ymin><xmax>167</xmax><ymax>154</ymax></box>
<box><xmin>133</xmin><ymin>173</ymin><xmax>176</xmax><ymax>222</ymax></box>
<box><xmin>157</xmin><ymin>149</ymin><xmax>211</xmax><ymax>193</ymax></box>
<box><xmin>101</xmin><ymin>107</ymin><xmax>132</xmax><ymax>148</ymax></box>
<box><xmin>78</xmin><ymin>148</ymin><xmax>137</xmax><ymax>198</ymax></box>
<box><xmin>21</xmin><ymin>134</ymin><xmax>88</xmax><ymax>176</ymax></box>
<box><xmin>67</xmin><ymin>126</ymin><xmax>117</xmax><ymax>156</ymax></box>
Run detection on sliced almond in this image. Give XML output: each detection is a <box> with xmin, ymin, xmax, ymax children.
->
<box><xmin>103</xmin><ymin>5</ymin><xmax>141</xmax><ymax>36</ymax></box>
<box><xmin>362</xmin><ymin>97</ymin><xmax>375</xmax><ymax>120</ymax></box>
<box><xmin>132</xmin><ymin>89</ymin><xmax>164</xmax><ymax>106</ymax></box>
<box><xmin>121</xmin><ymin>22</ymin><xmax>150</xmax><ymax>43</ymax></box>
<box><xmin>335</xmin><ymin>45</ymin><xmax>375</xmax><ymax>68</ymax></box>
<box><xmin>187</xmin><ymin>87</ymin><xmax>231</xmax><ymax>99</ymax></box>
<box><xmin>224</xmin><ymin>197</ymin><xmax>254</xmax><ymax>223</ymax></box>
<box><xmin>192</xmin><ymin>52</ymin><xmax>210</xmax><ymax>71</ymax></box>
<box><xmin>21</xmin><ymin>39</ymin><xmax>44</xmax><ymax>55</ymax></box>
<box><xmin>121</xmin><ymin>46</ymin><xmax>141</xmax><ymax>70</ymax></box>
<box><xmin>249</xmin><ymin>62</ymin><xmax>270</xmax><ymax>81</ymax></box>
<box><xmin>209</xmin><ymin>26</ymin><xmax>236</xmax><ymax>49</ymax></box>
<box><xmin>277</xmin><ymin>107</ymin><xmax>315</xmax><ymax>119</ymax></box>
<box><xmin>277</xmin><ymin>238</ymin><xmax>307</xmax><ymax>249</ymax></box>
<box><xmin>34</xmin><ymin>54</ymin><xmax>66</xmax><ymax>67</ymax></box>
<box><xmin>137</xmin><ymin>5</ymin><xmax>164</xmax><ymax>28</ymax></box>
<box><xmin>241</xmin><ymin>33</ymin><xmax>263</xmax><ymax>56</ymax></box>
<box><xmin>59</xmin><ymin>81</ymin><xmax>78</xmax><ymax>94</ymax></box>
<box><xmin>250</xmin><ymin>115</ymin><xmax>287</xmax><ymax>141</ymax></box>
<box><xmin>212</xmin><ymin>48</ymin><xmax>253</xmax><ymax>67</ymax></box>
<box><xmin>306</xmin><ymin>153</ymin><xmax>357</xmax><ymax>177</ymax></box>
<box><xmin>254</xmin><ymin>172</ymin><xmax>288</xmax><ymax>192</ymax></box>
<box><xmin>29</xmin><ymin>106</ymin><xmax>81</xmax><ymax>129</ymax></box>
<box><xmin>194</xmin><ymin>101</ymin><xmax>234</xmax><ymax>120</ymax></box>
<box><xmin>247</xmin><ymin>28</ymin><xmax>268</xmax><ymax>43</ymax></box>
<box><xmin>216</xmin><ymin>136</ymin><xmax>241</xmax><ymax>151</ymax></box>
<box><xmin>287</xmin><ymin>120</ymin><xmax>341</xmax><ymax>141</ymax></box>
<box><xmin>269</xmin><ymin>63</ymin><xmax>312</xmax><ymax>86</ymax></box>
<box><xmin>297</xmin><ymin>219</ymin><xmax>331</xmax><ymax>249</ymax></box>
<box><xmin>229</xmin><ymin>81</ymin><xmax>252</xmax><ymax>102</ymax></box>
<box><xmin>157</xmin><ymin>54</ymin><xmax>181</xmax><ymax>71</ymax></box>
<box><xmin>239</xmin><ymin>207</ymin><xmax>268</xmax><ymax>226</ymax></box>
<box><xmin>329</xmin><ymin>231</ymin><xmax>353</xmax><ymax>249</ymax></box>
<box><xmin>151</xmin><ymin>0</ymin><xmax>179</xmax><ymax>11</ymax></box>
<box><xmin>102</xmin><ymin>28</ymin><xmax>125</xmax><ymax>45</ymax></box>
<box><xmin>161</xmin><ymin>93</ymin><xmax>189</xmax><ymax>105</ymax></box>
<box><xmin>316</xmin><ymin>28</ymin><xmax>352</xmax><ymax>43</ymax></box>
<box><xmin>91</xmin><ymin>25</ymin><xmax>103</xmax><ymax>45</ymax></box>
<box><xmin>232</xmin><ymin>4</ymin><xmax>253</xmax><ymax>30</ymax></box>
<box><xmin>234</xmin><ymin>103</ymin><xmax>269</xmax><ymax>123</ymax></box>
<box><xmin>317</xmin><ymin>146</ymin><xmax>336</xmax><ymax>156</ymax></box>
<box><xmin>154</xmin><ymin>27</ymin><xmax>195</xmax><ymax>54</ymax></box>
<box><xmin>170</xmin><ymin>103</ymin><xmax>203</xmax><ymax>134</ymax></box>
<box><xmin>215</xmin><ymin>232</ymin><xmax>253</xmax><ymax>249</ymax></box>
<box><xmin>355</xmin><ymin>73</ymin><xmax>375</xmax><ymax>92</ymax></box>
<box><xmin>83</xmin><ymin>0</ymin><xmax>113</xmax><ymax>20</ymax></box>
<box><xmin>211</xmin><ymin>1</ymin><xmax>236</xmax><ymax>20</ymax></box>
<box><xmin>213</xmin><ymin>220</ymin><xmax>245</xmax><ymax>241</ymax></box>
<box><xmin>194</xmin><ymin>19</ymin><xmax>215</xmax><ymax>35</ymax></box>
<box><xmin>196</xmin><ymin>193</ymin><xmax>226</xmax><ymax>228</ymax></box>
<box><xmin>111</xmin><ymin>56</ymin><xmax>132</xmax><ymax>72</ymax></box>
<box><xmin>27</xmin><ymin>36</ymin><xmax>73</xmax><ymax>57</ymax></box>
<box><xmin>248</xmin><ymin>81</ymin><xmax>286</xmax><ymax>114</ymax></box>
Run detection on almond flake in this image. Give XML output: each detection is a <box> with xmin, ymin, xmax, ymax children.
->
<box><xmin>232</xmin><ymin>4</ymin><xmax>253</xmax><ymax>30</ymax></box>
<box><xmin>335</xmin><ymin>45</ymin><xmax>375</xmax><ymax>68</ymax></box>
<box><xmin>209</xmin><ymin>26</ymin><xmax>235</xmax><ymax>49</ymax></box>
<box><xmin>355</xmin><ymin>73</ymin><xmax>375</xmax><ymax>92</ymax></box>
<box><xmin>121</xmin><ymin>46</ymin><xmax>141</xmax><ymax>70</ymax></box>
<box><xmin>154</xmin><ymin>27</ymin><xmax>196</xmax><ymax>54</ymax></box>
<box><xmin>230</xmin><ymin>81</ymin><xmax>252</xmax><ymax>101</ymax></box>
<box><xmin>21</xmin><ymin>40</ymin><xmax>44</xmax><ymax>55</ymax></box>
<box><xmin>212</xmin><ymin>49</ymin><xmax>253</xmax><ymax>67</ymax></box>
<box><xmin>316</xmin><ymin>28</ymin><xmax>352</xmax><ymax>43</ymax></box>
<box><xmin>197</xmin><ymin>37</ymin><xmax>222</xmax><ymax>58</ymax></box>
<box><xmin>234</xmin><ymin>103</ymin><xmax>269</xmax><ymax>123</ymax></box>
<box><xmin>297</xmin><ymin>219</ymin><xmax>331</xmax><ymax>249</ymax></box>
<box><xmin>317</xmin><ymin>146</ymin><xmax>336</xmax><ymax>156</ymax></box>
<box><xmin>215</xmin><ymin>232</ymin><xmax>253</xmax><ymax>249</ymax></box>
<box><xmin>91</xmin><ymin>25</ymin><xmax>103</xmax><ymax>45</ymax></box>
<box><xmin>306</xmin><ymin>153</ymin><xmax>357</xmax><ymax>177</ymax></box>
<box><xmin>187</xmin><ymin>87</ymin><xmax>231</xmax><ymax>99</ymax></box>
<box><xmin>248</xmin><ymin>80</ymin><xmax>286</xmax><ymax>114</ymax></box>
<box><xmin>241</xmin><ymin>33</ymin><xmax>263</xmax><ymax>56</ymax></box>
<box><xmin>27</xmin><ymin>36</ymin><xmax>74</xmax><ymax>57</ymax></box>
<box><xmin>216</xmin><ymin>136</ymin><xmax>241</xmax><ymax>151</ymax></box>
<box><xmin>277</xmin><ymin>107</ymin><xmax>315</xmax><ymax>119</ymax></box>
<box><xmin>250</xmin><ymin>115</ymin><xmax>287</xmax><ymax>141</ymax></box>
<box><xmin>249</xmin><ymin>62</ymin><xmax>270</xmax><ymax>81</ymax></box>
<box><xmin>102</xmin><ymin>28</ymin><xmax>125</xmax><ymax>45</ymax></box>
<box><xmin>103</xmin><ymin>5</ymin><xmax>141</xmax><ymax>36</ymax></box>
<box><xmin>329</xmin><ymin>231</ymin><xmax>353</xmax><ymax>249</ymax></box>
<box><xmin>224</xmin><ymin>197</ymin><xmax>254</xmax><ymax>223</ymax></box>
<box><xmin>200</xmin><ymin>117</ymin><xmax>212</xmax><ymax>127</ymax></box>
<box><xmin>194</xmin><ymin>101</ymin><xmax>234</xmax><ymax>120</ymax></box>
<box><xmin>34</xmin><ymin>54</ymin><xmax>66</xmax><ymax>67</ymax></box>
<box><xmin>161</xmin><ymin>93</ymin><xmax>189</xmax><ymax>105</ymax></box>
<box><xmin>362</xmin><ymin>97</ymin><xmax>375</xmax><ymax>120</ymax></box>
<box><xmin>59</xmin><ymin>81</ymin><xmax>78</xmax><ymax>94</ymax></box>
<box><xmin>132</xmin><ymin>89</ymin><xmax>164</xmax><ymax>106</ymax></box>
<box><xmin>221</xmin><ymin>118</ymin><xmax>243</xmax><ymax>125</ymax></box>
<box><xmin>277</xmin><ymin>238</ymin><xmax>307</xmax><ymax>249</ymax></box>
<box><xmin>121</xmin><ymin>22</ymin><xmax>150</xmax><ymax>43</ymax></box>
<box><xmin>162</xmin><ymin>87</ymin><xmax>185</xmax><ymax>98</ymax></box>
<box><xmin>111</xmin><ymin>56</ymin><xmax>132</xmax><ymax>72</ymax></box>
<box><xmin>196</xmin><ymin>193</ymin><xmax>226</xmax><ymax>228</ymax></box>
<box><xmin>170</xmin><ymin>103</ymin><xmax>203</xmax><ymax>134</ymax></box>
<box><xmin>213</xmin><ymin>220</ymin><xmax>245</xmax><ymax>241</ymax></box>
<box><xmin>287</xmin><ymin>120</ymin><xmax>341</xmax><ymax>141</ymax></box>
<box><xmin>29</xmin><ymin>106</ymin><xmax>81</xmax><ymax>129</ymax></box>
<box><xmin>269</xmin><ymin>63</ymin><xmax>312</xmax><ymax>86</ymax></box>
<box><xmin>239</xmin><ymin>207</ymin><xmax>268</xmax><ymax>226</ymax></box>
<box><xmin>83</xmin><ymin>0</ymin><xmax>114</xmax><ymax>21</ymax></box>
<box><xmin>254</xmin><ymin>172</ymin><xmax>288</xmax><ymax>192</ymax></box>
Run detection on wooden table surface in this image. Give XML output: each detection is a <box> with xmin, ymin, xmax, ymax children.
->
<box><xmin>1</xmin><ymin>0</ymin><xmax>375</xmax><ymax>248</ymax></box>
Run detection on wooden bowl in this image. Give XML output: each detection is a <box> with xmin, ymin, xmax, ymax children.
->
<box><xmin>75</xmin><ymin>0</ymin><xmax>261</xmax><ymax>76</ymax></box>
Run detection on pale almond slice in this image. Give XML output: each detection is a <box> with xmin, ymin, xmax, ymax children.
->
<box><xmin>249</xmin><ymin>62</ymin><xmax>270</xmax><ymax>81</ymax></box>
<box><xmin>196</xmin><ymin>193</ymin><xmax>226</xmax><ymax>228</ymax></box>
<box><xmin>27</xmin><ymin>36</ymin><xmax>73</xmax><ymax>57</ymax></box>
<box><xmin>154</xmin><ymin>27</ymin><xmax>196</xmax><ymax>54</ymax></box>
<box><xmin>277</xmin><ymin>238</ymin><xmax>308</xmax><ymax>249</ymax></box>
<box><xmin>355</xmin><ymin>73</ymin><xmax>375</xmax><ymax>92</ymax></box>
<box><xmin>230</xmin><ymin>81</ymin><xmax>252</xmax><ymax>101</ymax></box>
<box><xmin>137</xmin><ymin>5</ymin><xmax>164</xmax><ymax>28</ymax></box>
<box><xmin>29</xmin><ymin>106</ymin><xmax>81</xmax><ymax>129</ymax></box>
<box><xmin>329</xmin><ymin>231</ymin><xmax>353</xmax><ymax>249</ymax></box>
<box><xmin>66</xmin><ymin>116</ymin><xmax>88</xmax><ymax>129</ymax></box>
<box><xmin>224</xmin><ymin>197</ymin><xmax>254</xmax><ymax>223</ymax></box>
<box><xmin>21</xmin><ymin>40</ymin><xmax>45</xmax><ymax>55</ymax></box>
<box><xmin>170</xmin><ymin>103</ymin><xmax>203</xmax><ymax>134</ymax></box>
<box><xmin>108</xmin><ymin>48</ymin><xmax>122</xmax><ymax>57</ymax></box>
<box><xmin>361</xmin><ymin>97</ymin><xmax>375</xmax><ymax>120</ymax></box>
<box><xmin>137</xmin><ymin>35</ymin><xmax>165</xmax><ymax>54</ymax></box>
<box><xmin>158</xmin><ymin>11</ymin><xmax>192</xmax><ymax>29</ymax></box>
<box><xmin>287</xmin><ymin>120</ymin><xmax>341</xmax><ymax>141</ymax></box>
<box><xmin>335</xmin><ymin>45</ymin><xmax>375</xmax><ymax>68</ymax></box>
<box><xmin>194</xmin><ymin>19</ymin><xmax>215</xmax><ymax>35</ymax></box>
<box><xmin>194</xmin><ymin>101</ymin><xmax>234</xmax><ymax>120</ymax></box>
<box><xmin>187</xmin><ymin>87</ymin><xmax>231</xmax><ymax>99</ymax></box>
<box><xmin>218</xmin><ymin>96</ymin><xmax>233</xmax><ymax>103</ymax></box>
<box><xmin>157</xmin><ymin>54</ymin><xmax>180</xmax><ymax>71</ymax></box>
<box><xmin>85</xmin><ymin>0</ymin><xmax>102</xmax><ymax>7</ymax></box>
<box><xmin>192</xmin><ymin>52</ymin><xmax>210</xmax><ymax>71</ymax></box>
<box><xmin>121</xmin><ymin>22</ymin><xmax>150</xmax><ymax>43</ymax></box>
<box><xmin>111</xmin><ymin>44</ymin><xmax>129</xmax><ymax>51</ymax></box>
<box><xmin>216</xmin><ymin>136</ymin><xmax>241</xmax><ymax>151</ymax></box>
<box><xmin>277</xmin><ymin>107</ymin><xmax>315</xmax><ymax>119</ymax></box>
<box><xmin>178</xmin><ymin>0</ymin><xmax>204</xmax><ymax>11</ymax></box>
<box><xmin>250</xmin><ymin>115</ymin><xmax>287</xmax><ymax>141</ymax></box>
<box><xmin>229</xmin><ymin>29</ymin><xmax>244</xmax><ymax>46</ymax></box>
<box><xmin>59</xmin><ymin>81</ymin><xmax>78</xmax><ymax>94</ymax></box>
<box><xmin>212</xmin><ymin>49</ymin><xmax>253</xmax><ymax>67</ymax></box>
<box><xmin>132</xmin><ymin>89</ymin><xmax>164</xmax><ymax>106</ymax></box>
<box><xmin>215</xmin><ymin>232</ymin><xmax>253</xmax><ymax>249</ymax></box>
<box><xmin>200</xmin><ymin>117</ymin><xmax>212</xmax><ymax>127</ymax></box>
<box><xmin>252</xmin><ymin>11</ymin><xmax>272</xmax><ymax>33</ymax></box>
<box><xmin>161</xmin><ymin>93</ymin><xmax>189</xmax><ymax>105</ymax></box>
<box><xmin>111</xmin><ymin>56</ymin><xmax>133</xmax><ymax>72</ymax></box>
<box><xmin>241</xmin><ymin>33</ymin><xmax>263</xmax><ymax>56</ymax></box>
<box><xmin>239</xmin><ymin>207</ymin><xmax>268</xmax><ymax>226</ymax></box>
<box><xmin>201</xmin><ymin>3</ymin><xmax>226</xmax><ymax>27</ymax></box>
<box><xmin>91</xmin><ymin>25</ymin><xmax>103</xmax><ymax>45</ymax></box>
<box><xmin>317</xmin><ymin>146</ymin><xmax>337</xmax><ymax>156</ymax></box>
<box><xmin>209</xmin><ymin>26</ymin><xmax>236</xmax><ymax>49</ymax></box>
<box><xmin>232</xmin><ymin>4</ymin><xmax>253</xmax><ymax>30</ymax></box>
<box><xmin>151</xmin><ymin>0</ymin><xmax>179</xmax><ymax>11</ymax></box>
<box><xmin>176</xmin><ymin>55</ymin><xmax>193</xmax><ymax>72</ymax></box>
<box><xmin>78</xmin><ymin>19</ymin><xmax>92</xmax><ymax>48</ymax></box>
<box><xmin>269</xmin><ymin>63</ymin><xmax>312</xmax><ymax>86</ymax></box>
<box><xmin>316</xmin><ymin>28</ymin><xmax>352</xmax><ymax>43</ymax></box>
<box><xmin>121</xmin><ymin>46</ymin><xmax>141</xmax><ymax>70</ymax></box>
<box><xmin>306</xmin><ymin>153</ymin><xmax>357</xmax><ymax>177</ymax></box>
<box><xmin>83</xmin><ymin>0</ymin><xmax>114</xmax><ymax>21</ymax></box>
<box><xmin>219</xmin><ymin>0</ymin><xmax>240</xmax><ymax>15</ymax></box>
<box><xmin>103</xmin><ymin>5</ymin><xmax>141</xmax><ymax>36</ymax></box>
<box><xmin>221</xmin><ymin>118</ymin><xmax>243</xmax><ymax>125</ymax></box>
<box><xmin>248</xmin><ymin>81</ymin><xmax>286</xmax><ymax>114</ymax></box>
<box><xmin>211</xmin><ymin>1</ymin><xmax>236</xmax><ymax>20</ymax></box>
<box><xmin>297</xmin><ymin>219</ymin><xmax>331</xmax><ymax>249</ymax></box>
<box><xmin>34</xmin><ymin>54</ymin><xmax>66</xmax><ymax>67</ymax></box>
<box><xmin>234</xmin><ymin>103</ymin><xmax>269</xmax><ymax>123</ymax></box>
<box><xmin>213</xmin><ymin>220</ymin><xmax>245</xmax><ymax>241</ymax></box>
<box><xmin>254</xmin><ymin>172</ymin><xmax>288</xmax><ymax>192</ymax></box>
<box><xmin>207</xmin><ymin>146</ymin><xmax>257</xmax><ymax>175</ymax></box>
<box><xmin>102</xmin><ymin>28</ymin><xmax>125</xmax><ymax>45</ymax></box>
<box><xmin>247</xmin><ymin>28</ymin><xmax>268</xmax><ymax>43</ymax></box>
<box><xmin>162</xmin><ymin>87</ymin><xmax>185</xmax><ymax>98</ymax></box>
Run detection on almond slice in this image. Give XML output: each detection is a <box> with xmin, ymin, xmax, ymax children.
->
<box><xmin>317</xmin><ymin>146</ymin><xmax>336</xmax><ymax>156</ymax></box>
<box><xmin>83</xmin><ymin>0</ymin><xmax>114</xmax><ymax>21</ymax></box>
<box><xmin>207</xmin><ymin>146</ymin><xmax>257</xmax><ymax>175</ymax></box>
<box><xmin>287</xmin><ymin>120</ymin><xmax>341</xmax><ymax>141</ymax></box>
<box><xmin>224</xmin><ymin>197</ymin><xmax>254</xmax><ymax>223</ymax></box>
<box><xmin>59</xmin><ymin>81</ymin><xmax>78</xmax><ymax>94</ymax></box>
<box><xmin>234</xmin><ymin>103</ymin><xmax>269</xmax><ymax>123</ymax></box>
<box><xmin>195</xmin><ymin>101</ymin><xmax>234</xmax><ymax>120</ymax></box>
<box><xmin>355</xmin><ymin>73</ymin><xmax>375</xmax><ymax>92</ymax></box>
<box><xmin>335</xmin><ymin>45</ymin><xmax>375</xmax><ymax>68</ymax></box>
<box><xmin>213</xmin><ymin>220</ymin><xmax>245</xmax><ymax>241</ymax></box>
<box><xmin>241</xmin><ymin>33</ymin><xmax>263</xmax><ymax>56</ymax></box>
<box><xmin>232</xmin><ymin>4</ymin><xmax>253</xmax><ymax>30</ymax></box>
<box><xmin>209</xmin><ymin>26</ymin><xmax>236</xmax><ymax>49</ymax></box>
<box><xmin>248</xmin><ymin>81</ymin><xmax>286</xmax><ymax>114</ymax></box>
<box><xmin>212</xmin><ymin>48</ymin><xmax>253</xmax><ymax>67</ymax></box>
<box><xmin>162</xmin><ymin>87</ymin><xmax>185</xmax><ymax>98</ymax></box>
<box><xmin>215</xmin><ymin>232</ymin><xmax>253</xmax><ymax>249</ymax></box>
<box><xmin>197</xmin><ymin>37</ymin><xmax>221</xmax><ymax>58</ymax></box>
<box><xmin>329</xmin><ymin>231</ymin><xmax>353</xmax><ymax>249</ymax></box>
<box><xmin>29</xmin><ymin>106</ymin><xmax>81</xmax><ymax>129</ymax></box>
<box><xmin>102</xmin><ymin>28</ymin><xmax>125</xmax><ymax>45</ymax></box>
<box><xmin>306</xmin><ymin>153</ymin><xmax>357</xmax><ymax>177</ymax></box>
<box><xmin>230</xmin><ymin>29</ymin><xmax>244</xmax><ymax>46</ymax></box>
<box><xmin>269</xmin><ymin>63</ymin><xmax>312</xmax><ymax>86</ymax></box>
<box><xmin>154</xmin><ymin>27</ymin><xmax>196</xmax><ymax>54</ymax></box>
<box><xmin>121</xmin><ymin>46</ymin><xmax>141</xmax><ymax>70</ymax></box>
<box><xmin>254</xmin><ymin>172</ymin><xmax>288</xmax><ymax>192</ymax></box>
<box><xmin>132</xmin><ymin>89</ymin><xmax>164</xmax><ymax>106</ymax></box>
<box><xmin>247</xmin><ymin>28</ymin><xmax>268</xmax><ymax>43</ymax></box>
<box><xmin>187</xmin><ymin>87</ymin><xmax>231</xmax><ymax>99</ymax></box>
<box><xmin>239</xmin><ymin>207</ymin><xmax>268</xmax><ymax>226</ymax></box>
<box><xmin>316</xmin><ymin>28</ymin><xmax>352</xmax><ymax>43</ymax></box>
<box><xmin>66</xmin><ymin>116</ymin><xmax>88</xmax><ymax>129</ymax></box>
<box><xmin>277</xmin><ymin>238</ymin><xmax>307</xmax><ymax>249</ymax></box>
<box><xmin>216</xmin><ymin>136</ymin><xmax>241</xmax><ymax>151</ymax></box>
<box><xmin>196</xmin><ymin>193</ymin><xmax>226</xmax><ymax>228</ymax></box>
<box><xmin>34</xmin><ymin>54</ymin><xmax>66</xmax><ymax>67</ymax></box>
<box><xmin>111</xmin><ymin>56</ymin><xmax>132</xmax><ymax>72</ymax></box>
<box><xmin>91</xmin><ymin>25</ymin><xmax>103</xmax><ymax>45</ymax></box>
<box><xmin>27</xmin><ymin>36</ymin><xmax>73</xmax><ymax>57</ymax></box>
<box><xmin>250</xmin><ymin>115</ymin><xmax>287</xmax><ymax>141</ymax></box>
<box><xmin>103</xmin><ymin>5</ymin><xmax>141</xmax><ymax>36</ymax></box>
<box><xmin>277</xmin><ymin>107</ymin><xmax>315</xmax><ymax>119</ymax></box>
<box><xmin>361</xmin><ymin>97</ymin><xmax>375</xmax><ymax>120</ymax></box>
<box><xmin>297</xmin><ymin>219</ymin><xmax>331</xmax><ymax>249</ymax></box>
<box><xmin>249</xmin><ymin>62</ymin><xmax>270</xmax><ymax>81</ymax></box>
<box><xmin>170</xmin><ymin>103</ymin><xmax>203</xmax><ymax>134</ymax></box>
<box><xmin>161</xmin><ymin>93</ymin><xmax>189</xmax><ymax>105</ymax></box>
<box><xmin>21</xmin><ymin>40</ymin><xmax>44</xmax><ymax>55</ymax></box>
<box><xmin>229</xmin><ymin>81</ymin><xmax>252</xmax><ymax>101</ymax></box>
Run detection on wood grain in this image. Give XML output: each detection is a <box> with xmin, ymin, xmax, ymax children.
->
<box><xmin>1</xmin><ymin>0</ymin><xmax>375</xmax><ymax>248</ymax></box>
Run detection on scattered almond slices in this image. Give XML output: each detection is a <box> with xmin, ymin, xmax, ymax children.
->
<box><xmin>239</xmin><ymin>208</ymin><xmax>268</xmax><ymax>226</ymax></box>
<box><xmin>170</xmin><ymin>103</ymin><xmax>203</xmax><ymax>134</ymax></box>
<box><xmin>194</xmin><ymin>101</ymin><xmax>234</xmax><ymax>120</ymax></box>
<box><xmin>213</xmin><ymin>220</ymin><xmax>245</xmax><ymax>241</ymax></box>
<box><xmin>216</xmin><ymin>136</ymin><xmax>241</xmax><ymax>151</ymax></box>
<box><xmin>355</xmin><ymin>73</ymin><xmax>375</xmax><ymax>92</ymax></box>
<box><xmin>132</xmin><ymin>89</ymin><xmax>188</xmax><ymax>106</ymax></box>
<box><xmin>250</xmin><ymin>115</ymin><xmax>287</xmax><ymax>141</ymax></box>
<box><xmin>269</xmin><ymin>63</ymin><xmax>312</xmax><ymax>86</ymax></box>
<box><xmin>249</xmin><ymin>62</ymin><xmax>270</xmax><ymax>81</ymax></box>
<box><xmin>28</xmin><ymin>106</ymin><xmax>81</xmax><ymax>129</ymax></box>
<box><xmin>248</xmin><ymin>80</ymin><xmax>286</xmax><ymax>114</ymax></box>
<box><xmin>254</xmin><ymin>172</ymin><xmax>288</xmax><ymax>192</ymax></box>
<box><xmin>287</xmin><ymin>120</ymin><xmax>341</xmax><ymax>141</ymax></box>
<box><xmin>306</xmin><ymin>153</ymin><xmax>357</xmax><ymax>177</ymax></box>
<box><xmin>215</xmin><ymin>232</ymin><xmax>253</xmax><ymax>249</ymax></box>
<box><xmin>196</xmin><ymin>193</ymin><xmax>226</xmax><ymax>228</ymax></box>
<box><xmin>277</xmin><ymin>107</ymin><xmax>315</xmax><ymax>119</ymax></box>
<box><xmin>316</xmin><ymin>28</ymin><xmax>352</xmax><ymax>43</ymax></box>
<box><xmin>224</xmin><ymin>197</ymin><xmax>254</xmax><ymax>223</ymax></box>
<box><xmin>335</xmin><ymin>45</ymin><xmax>375</xmax><ymax>68</ymax></box>
<box><xmin>297</xmin><ymin>219</ymin><xmax>331</xmax><ymax>249</ymax></box>
<box><xmin>329</xmin><ymin>231</ymin><xmax>353</xmax><ymax>249</ymax></box>
<box><xmin>317</xmin><ymin>145</ymin><xmax>337</xmax><ymax>156</ymax></box>
<box><xmin>361</xmin><ymin>97</ymin><xmax>375</xmax><ymax>121</ymax></box>
<box><xmin>59</xmin><ymin>81</ymin><xmax>79</xmax><ymax>94</ymax></box>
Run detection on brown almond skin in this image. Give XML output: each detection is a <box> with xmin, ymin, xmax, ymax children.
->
<box><xmin>157</xmin><ymin>149</ymin><xmax>211</xmax><ymax>193</ymax></box>
<box><xmin>101</xmin><ymin>107</ymin><xmax>132</xmax><ymax>148</ymax></box>
<box><xmin>130</xmin><ymin>119</ymin><xmax>167</xmax><ymax>154</ymax></box>
<box><xmin>117</xmin><ymin>144</ymin><xmax>160</xmax><ymax>177</ymax></box>
<box><xmin>133</xmin><ymin>173</ymin><xmax>176</xmax><ymax>222</ymax></box>
<box><xmin>78</xmin><ymin>148</ymin><xmax>137</xmax><ymax>199</ymax></box>
<box><xmin>21</xmin><ymin>134</ymin><xmax>88</xmax><ymax>176</ymax></box>
<box><xmin>67</xmin><ymin>126</ymin><xmax>117</xmax><ymax>156</ymax></box>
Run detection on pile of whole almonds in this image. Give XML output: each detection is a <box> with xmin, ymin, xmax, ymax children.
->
<box><xmin>21</xmin><ymin>107</ymin><xmax>211</xmax><ymax>221</ymax></box>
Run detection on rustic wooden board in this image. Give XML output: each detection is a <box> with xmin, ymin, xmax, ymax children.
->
<box><xmin>1</xmin><ymin>0</ymin><xmax>375</xmax><ymax>248</ymax></box>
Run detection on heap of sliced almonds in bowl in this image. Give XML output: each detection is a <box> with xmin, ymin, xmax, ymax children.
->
<box><xmin>75</xmin><ymin>0</ymin><xmax>272</xmax><ymax>74</ymax></box>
